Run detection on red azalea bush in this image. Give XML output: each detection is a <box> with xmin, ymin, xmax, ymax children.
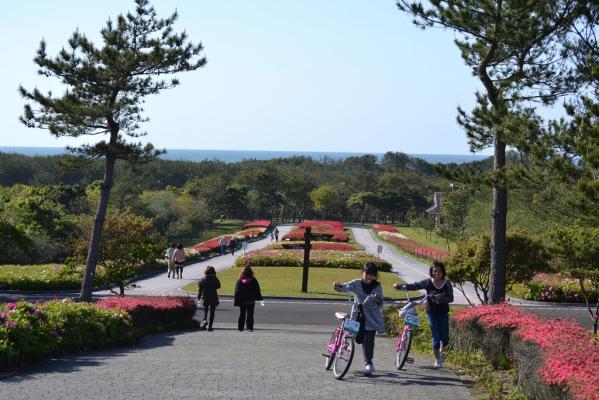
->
<box><xmin>267</xmin><ymin>241</ymin><xmax>358</xmax><ymax>251</ymax></box>
<box><xmin>298</xmin><ymin>220</ymin><xmax>344</xmax><ymax>229</ymax></box>
<box><xmin>283</xmin><ymin>225</ymin><xmax>349</xmax><ymax>242</ymax></box>
<box><xmin>242</xmin><ymin>220</ymin><xmax>272</xmax><ymax>229</ymax></box>
<box><xmin>97</xmin><ymin>296</ymin><xmax>197</xmax><ymax>328</ymax></box>
<box><xmin>381</xmin><ymin>235</ymin><xmax>449</xmax><ymax>261</ymax></box>
<box><xmin>452</xmin><ymin>304</ymin><xmax>599</xmax><ymax>400</ymax></box>
<box><xmin>372</xmin><ymin>224</ymin><xmax>397</xmax><ymax>233</ymax></box>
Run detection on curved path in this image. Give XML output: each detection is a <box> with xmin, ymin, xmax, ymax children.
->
<box><xmin>351</xmin><ymin>227</ymin><xmax>480</xmax><ymax>305</ymax></box>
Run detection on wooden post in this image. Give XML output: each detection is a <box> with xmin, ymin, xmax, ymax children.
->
<box><xmin>301</xmin><ymin>227</ymin><xmax>311</xmax><ymax>293</ymax></box>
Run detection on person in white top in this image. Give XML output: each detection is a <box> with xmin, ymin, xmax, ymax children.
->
<box><xmin>165</xmin><ymin>243</ymin><xmax>176</xmax><ymax>279</ymax></box>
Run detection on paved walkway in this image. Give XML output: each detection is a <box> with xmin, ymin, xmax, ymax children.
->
<box><xmin>0</xmin><ymin>323</ymin><xmax>473</xmax><ymax>400</ymax></box>
<box><xmin>351</xmin><ymin>227</ymin><xmax>481</xmax><ymax>305</ymax></box>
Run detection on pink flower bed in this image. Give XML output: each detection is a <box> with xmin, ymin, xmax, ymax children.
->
<box><xmin>97</xmin><ymin>296</ymin><xmax>196</xmax><ymax>327</ymax></box>
<box><xmin>298</xmin><ymin>220</ymin><xmax>344</xmax><ymax>229</ymax></box>
<box><xmin>453</xmin><ymin>304</ymin><xmax>599</xmax><ymax>400</ymax></box>
<box><xmin>382</xmin><ymin>235</ymin><xmax>449</xmax><ymax>261</ymax></box>
<box><xmin>283</xmin><ymin>225</ymin><xmax>349</xmax><ymax>242</ymax></box>
<box><xmin>372</xmin><ymin>224</ymin><xmax>397</xmax><ymax>233</ymax></box>
<box><xmin>242</xmin><ymin>220</ymin><xmax>272</xmax><ymax>229</ymax></box>
<box><xmin>268</xmin><ymin>241</ymin><xmax>357</xmax><ymax>251</ymax></box>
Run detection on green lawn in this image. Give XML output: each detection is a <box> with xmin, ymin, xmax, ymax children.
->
<box><xmin>398</xmin><ymin>227</ymin><xmax>458</xmax><ymax>253</ymax></box>
<box><xmin>181</xmin><ymin>267</ymin><xmax>420</xmax><ymax>299</ymax></box>
<box><xmin>0</xmin><ymin>264</ymin><xmax>81</xmax><ymax>290</ymax></box>
<box><xmin>190</xmin><ymin>219</ymin><xmax>245</xmax><ymax>244</ymax></box>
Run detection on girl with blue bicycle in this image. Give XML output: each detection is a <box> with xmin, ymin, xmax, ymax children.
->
<box><xmin>333</xmin><ymin>263</ymin><xmax>384</xmax><ymax>376</ymax></box>
<box><xmin>394</xmin><ymin>261</ymin><xmax>454</xmax><ymax>368</ymax></box>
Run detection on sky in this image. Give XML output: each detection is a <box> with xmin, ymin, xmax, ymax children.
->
<box><xmin>0</xmin><ymin>0</ymin><xmax>495</xmax><ymax>155</ymax></box>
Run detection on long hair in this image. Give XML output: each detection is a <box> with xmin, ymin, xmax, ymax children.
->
<box><xmin>239</xmin><ymin>266</ymin><xmax>254</xmax><ymax>280</ymax></box>
<box><xmin>204</xmin><ymin>265</ymin><xmax>216</xmax><ymax>276</ymax></box>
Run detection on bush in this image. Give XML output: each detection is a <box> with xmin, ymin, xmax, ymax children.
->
<box><xmin>372</xmin><ymin>224</ymin><xmax>397</xmax><ymax>233</ymax></box>
<box><xmin>235</xmin><ymin>248</ymin><xmax>391</xmax><ymax>271</ymax></box>
<box><xmin>0</xmin><ymin>264</ymin><xmax>82</xmax><ymax>291</ymax></box>
<box><xmin>298</xmin><ymin>220</ymin><xmax>344</xmax><ymax>229</ymax></box>
<box><xmin>97</xmin><ymin>296</ymin><xmax>197</xmax><ymax>329</ymax></box>
<box><xmin>242</xmin><ymin>220</ymin><xmax>272</xmax><ymax>229</ymax></box>
<box><xmin>266</xmin><ymin>241</ymin><xmax>359</xmax><ymax>251</ymax></box>
<box><xmin>282</xmin><ymin>225</ymin><xmax>349</xmax><ymax>242</ymax></box>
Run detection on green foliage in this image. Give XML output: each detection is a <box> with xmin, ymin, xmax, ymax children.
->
<box><xmin>309</xmin><ymin>185</ymin><xmax>342</xmax><ymax>218</ymax></box>
<box><xmin>0</xmin><ymin>221</ymin><xmax>33</xmax><ymax>264</ymax></box>
<box><xmin>0</xmin><ymin>264</ymin><xmax>82</xmax><ymax>291</ymax></box>
<box><xmin>447</xmin><ymin>230</ymin><xmax>549</xmax><ymax>304</ymax></box>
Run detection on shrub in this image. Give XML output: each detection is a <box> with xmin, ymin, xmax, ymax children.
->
<box><xmin>266</xmin><ymin>241</ymin><xmax>358</xmax><ymax>251</ymax></box>
<box><xmin>235</xmin><ymin>248</ymin><xmax>391</xmax><ymax>271</ymax></box>
<box><xmin>298</xmin><ymin>220</ymin><xmax>344</xmax><ymax>229</ymax></box>
<box><xmin>372</xmin><ymin>224</ymin><xmax>397</xmax><ymax>233</ymax></box>
<box><xmin>283</xmin><ymin>225</ymin><xmax>349</xmax><ymax>242</ymax></box>
<box><xmin>97</xmin><ymin>296</ymin><xmax>197</xmax><ymax>328</ymax></box>
<box><xmin>242</xmin><ymin>220</ymin><xmax>272</xmax><ymax>229</ymax></box>
<box><xmin>0</xmin><ymin>264</ymin><xmax>82</xmax><ymax>291</ymax></box>
<box><xmin>380</xmin><ymin>234</ymin><xmax>450</xmax><ymax>261</ymax></box>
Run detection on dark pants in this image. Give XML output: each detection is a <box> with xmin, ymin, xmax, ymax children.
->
<box><xmin>362</xmin><ymin>330</ymin><xmax>376</xmax><ymax>365</ymax></box>
<box><xmin>238</xmin><ymin>304</ymin><xmax>255</xmax><ymax>331</ymax></box>
<box><xmin>427</xmin><ymin>313</ymin><xmax>449</xmax><ymax>350</ymax></box>
<box><xmin>203</xmin><ymin>305</ymin><xmax>216</xmax><ymax>329</ymax></box>
<box><xmin>175</xmin><ymin>265</ymin><xmax>183</xmax><ymax>278</ymax></box>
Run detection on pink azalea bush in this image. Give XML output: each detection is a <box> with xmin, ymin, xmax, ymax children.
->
<box><xmin>242</xmin><ymin>220</ymin><xmax>272</xmax><ymax>229</ymax></box>
<box><xmin>452</xmin><ymin>304</ymin><xmax>599</xmax><ymax>400</ymax></box>
<box><xmin>298</xmin><ymin>220</ymin><xmax>344</xmax><ymax>229</ymax></box>
<box><xmin>372</xmin><ymin>224</ymin><xmax>397</xmax><ymax>233</ymax></box>
<box><xmin>97</xmin><ymin>296</ymin><xmax>196</xmax><ymax>328</ymax></box>
<box><xmin>283</xmin><ymin>225</ymin><xmax>349</xmax><ymax>242</ymax></box>
<box><xmin>267</xmin><ymin>241</ymin><xmax>359</xmax><ymax>251</ymax></box>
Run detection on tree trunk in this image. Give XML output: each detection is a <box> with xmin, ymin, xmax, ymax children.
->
<box><xmin>80</xmin><ymin>151</ymin><xmax>116</xmax><ymax>301</ymax></box>
<box><xmin>489</xmin><ymin>139</ymin><xmax>507</xmax><ymax>304</ymax></box>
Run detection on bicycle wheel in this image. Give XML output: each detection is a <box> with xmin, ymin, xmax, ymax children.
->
<box><xmin>324</xmin><ymin>330</ymin><xmax>338</xmax><ymax>370</ymax></box>
<box><xmin>333</xmin><ymin>335</ymin><xmax>355</xmax><ymax>380</ymax></box>
<box><xmin>395</xmin><ymin>327</ymin><xmax>413</xmax><ymax>370</ymax></box>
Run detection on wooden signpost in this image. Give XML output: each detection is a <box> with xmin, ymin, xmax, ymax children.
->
<box><xmin>301</xmin><ymin>227</ymin><xmax>312</xmax><ymax>293</ymax></box>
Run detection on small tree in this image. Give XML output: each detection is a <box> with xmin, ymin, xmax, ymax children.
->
<box><xmin>447</xmin><ymin>230</ymin><xmax>549</xmax><ymax>304</ymax></box>
<box><xmin>19</xmin><ymin>0</ymin><xmax>206</xmax><ymax>301</ymax></box>
<box><xmin>550</xmin><ymin>226</ymin><xmax>599</xmax><ymax>334</ymax></box>
<box><xmin>73</xmin><ymin>209</ymin><xmax>160</xmax><ymax>296</ymax></box>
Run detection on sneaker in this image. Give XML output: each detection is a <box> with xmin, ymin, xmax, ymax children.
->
<box><xmin>364</xmin><ymin>364</ymin><xmax>373</xmax><ymax>375</ymax></box>
<box><xmin>434</xmin><ymin>358</ymin><xmax>443</xmax><ymax>369</ymax></box>
<box><xmin>370</xmin><ymin>362</ymin><xmax>376</xmax><ymax>372</ymax></box>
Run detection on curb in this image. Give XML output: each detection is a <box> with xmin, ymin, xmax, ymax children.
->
<box><xmin>506</xmin><ymin>296</ymin><xmax>591</xmax><ymax>308</ymax></box>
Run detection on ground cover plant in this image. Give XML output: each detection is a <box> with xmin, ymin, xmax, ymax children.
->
<box><xmin>298</xmin><ymin>220</ymin><xmax>344</xmax><ymax>229</ymax></box>
<box><xmin>0</xmin><ymin>296</ymin><xmax>197</xmax><ymax>371</ymax></box>
<box><xmin>0</xmin><ymin>264</ymin><xmax>81</xmax><ymax>291</ymax></box>
<box><xmin>182</xmin><ymin>267</ymin><xmax>415</xmax><ymax>299</ymax></box>
<box><xmin>242</xmin><ymin>220</ymin><xmax>272</xmax><ymax>229</ymax></box>
<box><xmin>235</xmin><ymin>248</ymin><xmax>391</xmax><ymax>271</ymax></box>
<box><xmin>282</xmin><ymin>224</ymin><xmax>349</xmax><ymax>242</ymax></box>
<box><xmin>510</xmin><ymin>273</ymin><xmax>597</xmax><ymax>304</ymax></box>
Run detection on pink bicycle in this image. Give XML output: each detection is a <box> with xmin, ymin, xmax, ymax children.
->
<box><xmin>395</xmin><ymin>289</ymin><xmax>431</xmax><ymax>369</ymax></box>
<box><xmin>324</xmin><ymin>295</ymin><xmax>359</xmax><ymax>380</ymax></box>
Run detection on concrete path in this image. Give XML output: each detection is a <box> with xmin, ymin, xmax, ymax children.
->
<box><xmin>97</xmin><ymin>225</ymin><xmax>293</xmax><ymax>297</ymax></box>
<box><xmin>351</xmin><ymin>227</ymin><xmax>481</xmax><ymax>305</ymax></box>
<box><xmin>0</xmin><ymin>322</ymin><xmax>473</xmax><ymax>400</ymax></box>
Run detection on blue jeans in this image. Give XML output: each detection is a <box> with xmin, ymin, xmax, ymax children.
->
<box><xmin>427</xmin><ymin>313</ymin><xmax>449</xmax><ymax>350</ymax></box>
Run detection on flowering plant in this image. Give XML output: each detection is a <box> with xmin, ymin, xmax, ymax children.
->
<box><xmin>298</xmin><ymin>220</ymin><xmax>344</xmax><ymax>229</ymax></box>
<box><xmin>372</xmin><ymin>224</ymin><xmax>397</xmax><ymax>233</ymax></box>
<box><xmin>242</xmin><ymin>220</ymin><xmax>272</xmax><ymax>229</ymax></box>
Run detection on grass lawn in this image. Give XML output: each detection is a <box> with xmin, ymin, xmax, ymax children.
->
<box><xmin>190</xmin><ymin>219</ymin><xmax>245</xmax><ymax>244</ymax></box>
<box><xmin>398</xmin><ymin>227</ymin><xmax>458</xmax><ymax>253</ymax></box>
<box><xmin>0</xmin><ymin>264</ymin><xmax>81</xmax><ymax>290</ymax></box>
<box><xmin>181</xmin><ymin>267</ymin><xmax>420</xmax><ymax>300</ymax></box>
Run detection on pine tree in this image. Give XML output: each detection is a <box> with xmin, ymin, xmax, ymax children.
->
<box><xmin>396</xmin><ymin>0</ymin><xmax>582</xmax><ymax>303</ymax></box>
<box><xmin>19</xmin><ymin>0</ymin><xmax>206</xmax><ymax>301</ymax></box>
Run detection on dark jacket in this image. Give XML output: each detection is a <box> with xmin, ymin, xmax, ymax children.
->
<box><xmin>198</xmin><ymin>275</ymin><xmax>221</xmax><ymax>306</ymax></box>
<box><xmin>403</xmin><ymin>278</ymin><xmax>454</xmax><ymax>315</ymax></box>
<box><xmin>234</xmin><ymin>277</ymin><xmax>263</xmax><ymax>307</ymax></box>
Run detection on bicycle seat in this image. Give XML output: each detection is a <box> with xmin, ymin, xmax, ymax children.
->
<box><xmin>335</xmin><ymin>312</ymin><xmax>348</xmax><ymax>320</ymax></box>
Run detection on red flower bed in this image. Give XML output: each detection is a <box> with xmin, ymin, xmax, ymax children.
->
<box><xmin>242</xmin><ymin>220</ymin><xmax>272</xmax><ymax>229</ymax></box>
<box><xmin>190</xmin><ymin>245</ymin><xmax>212</xmax><ymax>253</ymax></box>
<box><xmin>372</xmin><ymin>224</ymin><xmax>397</xmax><ymax>233</ymax></box>
<box><xmin>382</xmin><ymin>235</ymin><xmax>449</xmax><ymax>261</ymax></box>
<box><xmin>268</xmin><ymin>241</ymin><xmax>357</xmax><ymax>251</ymax></box>
<box><xmin>453</xmin><ymin>304</ymin><xmax>599</xmax><ymax>400</ymax></box>
<box><xmin>97</xmin><ymin>296</ymin><xmax>197</xmax><ymax>328</ymax></box>
<box><xmin>283</xmin><ymin>225</ymin><xmax>349</xmax><ymax>242</ymax></box>
<box><xmin>298</xmin><ymin>220</ymin><xmax>344</xmax><ymax>229</ymax></box>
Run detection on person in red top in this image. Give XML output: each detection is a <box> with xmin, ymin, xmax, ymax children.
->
<box><xmin>172</xmin><ymin>243</ymin><xmax>186</xmax><ymax>279</ymax></box>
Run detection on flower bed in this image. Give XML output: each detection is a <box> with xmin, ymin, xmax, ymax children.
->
<box><xmin>242</xmin><ymin>220</ymin><xmax>272</xmax><ymax>229</ymax></box>
<box><xmin>372</xmin><ymin>224</ymin><xmax>397</xmax><ymax>233</ymax></box>
<box><xmin>234</xmin><ymin>248</ymin><xmax>391</xmax><ymax>271</ymax></box>
<box><xmin>298</xmin><ymin>220</ymin><xmax>344</xmax><ymax>229</ymax></box>
<box><xmin>266</xmin><ymin>241</ymin><xmax>359</xmax><ymax>251</ymax></box>
<box><xmin>97</xmin><ymin>296</ymin><xmax>196</xmax><ymax>328</ymax></box>
<box><xmin>452</xmin><ymin>304</ymin><xmax>599</xmax><ymax>400</ymax></box>
<box><xmin>0</xmin><ymin>300</ymin><xmax>132</xmax><ymax>370</ymax></box>
<box><xmin>514</xmin><ymin>273</ymin><xmax>597</xmax><ymax>303</ymax></box>
<box><xmin>283</xmin><ymin>225</ymin><xmax>349</xmax><ymax>242</ymax></box>
<box><xmin>0</xmin><ymin>264</ymin><xmax>82</xmax><ymax>291</ymax></box>
<box><xmin>378</xmin><ymin>234</ymin><xmax>449</xmax><ymax>261</ymax></box>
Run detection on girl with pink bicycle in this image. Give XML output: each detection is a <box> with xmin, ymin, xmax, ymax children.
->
<box><xmin>394</xmin><ymin>261</ymin><xmax>454</xmax><ymax>369</ymax></box>
<box><xmin>333</xmin><ymin>263</ymin><xmax>384</xmax><ymax>376</ymax></box>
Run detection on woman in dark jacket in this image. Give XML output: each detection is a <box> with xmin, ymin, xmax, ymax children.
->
<box><xmin>197</xmin><ymin>266</ymin><xmax>221</xmax><ymax>331</ymax></box>
<box><xmin>234</xmin><ymin>266</ymin><xmax>263</xmax><ymax>332</ymax></box>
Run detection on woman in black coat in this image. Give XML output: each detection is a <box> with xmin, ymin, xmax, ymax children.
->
<box><xmin>197</xmin><ymin>265</ymin><xmax>221</xmax><ymax>331</ymax></box>
<box><xmin>234</xmin><ymin>266</ymin><xmax>263</xmax><ymax>332</ymax></box>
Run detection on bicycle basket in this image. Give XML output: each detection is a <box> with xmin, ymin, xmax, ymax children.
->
<box><xmin>343</xmin><ymin>319</ymin><xmax>360</xmax><ymax>335</ymax></box>
<box><xmin>404</xmin><ymin>313</ymin><xmax>420</xmax><ymax>327</ymax></box>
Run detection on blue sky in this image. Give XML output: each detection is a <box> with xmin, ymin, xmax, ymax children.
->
<box><xmin>1</xmin><ymin>0</ymin><xmax>494</xmax><ymax>155</ymax></box>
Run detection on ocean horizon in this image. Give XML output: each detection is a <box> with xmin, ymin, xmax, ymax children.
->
<box><xmin>0</xmin><ymin>146</ymin><xmax>491</xmax><ymax>164</ymax></box>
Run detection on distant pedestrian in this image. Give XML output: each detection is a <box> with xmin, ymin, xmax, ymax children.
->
<box><xmin>173</xmin><ymin>243</ymin><xmax>186</xmax><ymax>279</ymax></box>
<box><xmin>219</xmin><ymin>236</ymin><xmax>228</xmax><ymax>255</ymax></box>
<box><xmin>229</xmin><ymin>236</ymin><xmax>238</xmax><ymax>256</ymax></box>
<box><xmin>165</xmin><ymin>242</ymin><xmax>176</xmax><ymax>279</ymax></box>
<box><xmin>394</xmin><ymin>261</ymin><xmax>454</xmax><ymax>369</ymax></box>
<box><xmin>274</xmin><ymin>227</ymin><xmax>279</xmax><ymax>241</ymax></box>
<box><xmin>270</xmin><ymin>231</ymin><xmax>275</xmax><ymax>241</ymax></box>
<box><xmin>197</xmin><ymin>266</ymin><xmax>221</xmax><ymax>331</ymax></box>
<box><xmin>234</xmin><ymin>266</ymin><xmax>263</xmax><ymax>332</ymax></box>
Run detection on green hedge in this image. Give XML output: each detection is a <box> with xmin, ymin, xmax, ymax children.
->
<box><xmin>0</xmin><ymin>264</ymin><xmax>82</xmax><ymax>291</ymax></box>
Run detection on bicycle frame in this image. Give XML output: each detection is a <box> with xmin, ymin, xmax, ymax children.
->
<box><xmin>327</xmin><ymin>295</ymin><xmax>358</xmax><ymax>355</ymax></box>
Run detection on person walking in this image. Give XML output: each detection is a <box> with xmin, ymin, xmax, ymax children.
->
<box><xmin>394</xmin><ymin>261</ymin><xmax>454</xmax><ymax>369</ymax></box>
<box><xmin>234</xmin><ymin>266</ymin><xmax>263</xmax><ymax>332</ymax></box>
<box><xmin>197</xmin><ymin>266</ymin><xmax>221</xmax><ymax>331</ymax></box>
<box><xmin>229</xmin><ymin>236</ymin><xmax>238</xmax><ymax>256</ymax></box>
<box><xmin>219</xmin><ymin>236</ymin><xmax>228</xmax><ymax>255</ymax></box>
<box><xmin>173</xmin><ymin>243</ymin><xmax>186</xmax><ymax>279</ymax></box>
<box><xmin>333</xmin><ymin>262</ymin><xmax>384</xmax><ymax>376</ymax></box>
<box><xmin>165</xmin><ymin>242</ymin><xmax>176</xmax><ymax>279</ymax></box>
<box><xmin>274</xmin><ymin>227</ymin><xmax>279</xmax><ymax>241</ymax></box>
